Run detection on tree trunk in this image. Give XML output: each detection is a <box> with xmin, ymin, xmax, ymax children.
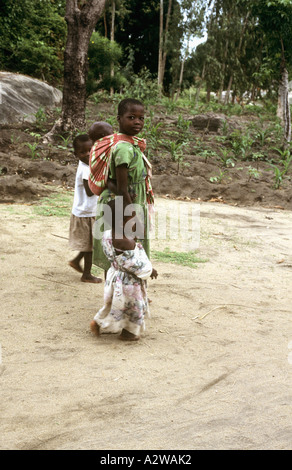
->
<box><xmin>158</xmin><ymin>0</ymin><xmax>164</xmax><ymax>89</ymax></box>
<box><xmin>195</xmin><ymin>62</ymin><xmax>205</xmax><ymax>106</ymax></box>
<box><xmin>224</xmin><ymin>11</ymin><xmax>250</xmax><ymax>107</ymax></box>
<box><xmin>277</xmin><ymin>40</ymin><xmax>291</xmax><ymax>143</ymax></box>
<box><xmin>218</xmin><ymin>37</ymin><xmax>229</xmax><ymax>102</ymax></box>
<box><xmin>44</xmin><ymin>0</ymin><xmax>106</xmax><ymax>142</ymax></box>
<box><xmin>158</xmin><ymin>0</ymin><xmax>172</xmax><ymax>92</ymax></box>
<box><xmin>277</xmin><ymin>66</ymin><xmax>291</xmax><ymax>143</ymax></box>
<box><xmin>175</xmin><ymin>37</ymin><xmax>189</xmax><ymax>101</ymax></box>
<box><xmin>175</xmin><ymin>57</ymin><xmax>185</xmax><ymax>101</ymax></box>
<box><xmin>224</xmin><ymin>75</ymin><xmax>233</xmax><ymax>105</ymax></box>
<box><xmin>103</xmin><ymin>10</ymin><xmax>108</xmax><ymax>37</ymax></box>
<box><xmin>110</xmin><ymin>0</ymin><xmax>115</xmax><ymax>96</ymax></box>
<box><xmin>206</xmin><ymin>86</ymin><xmax>211</xmax><ymax>103</ymax></box>
<box><xmin>160</xmin><ymin>0</ymin><xmax>172</xmax><ymax>87</ymax></box>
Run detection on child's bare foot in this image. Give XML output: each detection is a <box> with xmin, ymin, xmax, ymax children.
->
<box><xmin>119</xmin><ymin>328</ymin><xmax>140</xmax><ymax>341</ymax></box>
<box><xmin>90</xmin><ymin>320</ymin><xmax>100</xmax><ymax>336</ymax></box>
<box><xmin>81</xmin><ymin>274</ymin><xmax>102</xmax><ymax>283</ymax></box>
<box><xmin>69</xmin><ymin>260</ymin><xmax>83</xmax><ymax>273</ymax></box>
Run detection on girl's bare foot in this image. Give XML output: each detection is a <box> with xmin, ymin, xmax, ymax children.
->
<box><xmin>119</xmin><ymin>329</ymin><xmax>140</xmax><ymax>341</ymax></box>
<box><xmin>68</xmin><ymin>260</ymin><xmax>83</xmax><ymax>273</ymax></box>
<box><xmin>81</xmin><ymin>274</ymin><xmax>102</xmax><ymax>283</ymax></box>
<box><xmin>90</xmin><ymin>320</ymin><xmax>100</xmax><ymax>336</ymax></box>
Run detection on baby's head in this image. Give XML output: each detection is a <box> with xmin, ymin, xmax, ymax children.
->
<box><xmin>117</xmin><ymin>98</ymin><xmax>144</xmax><ymax>136</ymax></box>
<box><xmin>73</xmin><ymin>134</ymin><xmax>92</xmax><ymax>165</ymax></box>
<box><xmin>88</xmin><ymin>121</ymin><xmax>113</xmax><ymax>143</ymax></box>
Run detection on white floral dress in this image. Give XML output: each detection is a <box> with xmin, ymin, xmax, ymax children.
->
<box><xmin>93</xmin><ymin>230</ymin><xmax>152</xmax><ymax>336</ymax></box>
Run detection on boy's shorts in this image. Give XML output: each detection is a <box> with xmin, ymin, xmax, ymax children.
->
<box><xmin>69</xmin><ymin>214</ymin><xmax>96</xmax><ymax>252</ymax></box>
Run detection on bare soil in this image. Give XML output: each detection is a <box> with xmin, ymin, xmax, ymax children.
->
<box><xmin>0</xmin><ymin>100</ymin><xmax>291</xmax><ymax>209</ymax></box>
<box><xmin>1</xmin><ymin>196</ymin><xmax>292</xmax><ymax>450</ymax></box>
<box><xmin>0</xmin><ymin>102</ymin><xmax>292</xmax><ymax>450</ymax></box>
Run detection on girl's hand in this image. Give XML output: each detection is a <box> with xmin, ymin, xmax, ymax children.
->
<box><xmin>150</xmin><ymin>268</ymin><xmax>158</xmax><ymax>279</ymax></box>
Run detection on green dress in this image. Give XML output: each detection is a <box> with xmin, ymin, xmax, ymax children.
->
<box><xmin>92</xmin><ymin>141</ymin><xmax>150</xmax><ymax>271</ymax></box>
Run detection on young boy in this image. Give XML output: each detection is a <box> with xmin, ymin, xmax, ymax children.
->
<box><xmin>68</xmin><ymin>134</ymin><xmax>102</xmax><ymax>283</ymax></box>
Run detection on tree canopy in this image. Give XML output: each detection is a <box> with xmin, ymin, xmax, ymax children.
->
<box><xmin>0</xmin><ymin>0</ymin><xmax>66</xmax><ymax>83</ymax></box>
<box><xmin>1</xmin><ymin>0</ymin><xmax>292</xmax><ymax>103</ymax></box>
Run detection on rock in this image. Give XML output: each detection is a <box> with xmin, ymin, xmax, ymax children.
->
<box><xmin>0</xmin><ymin>72</ymin><xmax>62</xmax><ymax>125</ymax></box>
<box><xmin>191</xmin><ymin>113</ymin><xmax>226</xmax><ymax>132</ymax></box>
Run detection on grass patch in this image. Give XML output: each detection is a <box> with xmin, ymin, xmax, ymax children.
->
<box><xmin>151</xmin><ymin>247</ymin><xmax>207</xmax><ymax>268</ymax></box>
<box><xmin>91</xmin><ymin>265</ymin><xmax>104</xmax><ymax>277</ymax></box>
<box><xmin>33</xmin><ymin>191</ymin><xmax>74</xmax><ymax>217</ymax></box>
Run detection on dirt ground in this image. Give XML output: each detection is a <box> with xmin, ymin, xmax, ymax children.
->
<box><xmin>0</xmin><ymin>102</ymin><xmax>292</xmax><ymax>210</ymax></box>
<box><xmin>1</xmin><ymin>102</ymin><xmax>292</xmax><ymax>450</ymax></box>
<box><xmin>1</xmin><ymin>195</ymin><xmax>292</xmax><ymax>450</ymax></box>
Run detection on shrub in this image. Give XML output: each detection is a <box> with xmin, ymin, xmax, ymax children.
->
<box><xmin>87</xmin><ymin>32</ymin><xmax>126</xmax><ymax>95</ymax></box>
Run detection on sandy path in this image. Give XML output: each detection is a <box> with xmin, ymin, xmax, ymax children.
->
<box><xmin>0</xmin><ymin>197</ymin><xmax>291</xmax><ymax>450</ymax></box>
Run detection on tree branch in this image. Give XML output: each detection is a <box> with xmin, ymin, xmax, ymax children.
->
<box><xmin>65</xmin><ymin>0</ymin><xmax>80</xmax><ymax>24</ymax></box>
<box><xmin>80</xmin><ymin>0</ymin><xmax>106</xmax><ymax>25</ymax></box>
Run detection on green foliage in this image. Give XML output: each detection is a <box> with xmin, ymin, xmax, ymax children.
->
<box><xmin>269</xmin><ymin>164</ymin><xmax>286</xmax><ymax>189</ymax></box>
<box><xmin>87</xmin><ymin>31</ymin><xmax>126</xmax><ymax>95</ymax></box>
<box><xmin>247</xmin><ymin>166</ymin><xmax>261</xmax><ymax>181</ymax></box>
<box><xmin>0</xmin><ymin>0</ymin><xmax>66</xmax><ymax>83</ymax></box>
<box><xmin>229</xmin><ymin>130</ymin><xmax>255</xmax><ymax>160</ymax></box>
<box><xmin>122</xmin><ymin>68</ymin><xmax>160</xmax><ymax>104</ymax></box>
<box><xmin>269</xmin><ymin>148</ymin><xmax>292</xmax><ymax>188</ymax></box>
<box><xmin>103</xmin><ymin>0</ymin><xmax>160</xmax><ymax>76</ymax></box>
<box><xmin>141</xmin><ymin>118</ymin><xmax>163</xmax><ymax>154</ymax></box>
<box><xmin>217</xmin><ymin>148</ymin><xmax>235</xmax><ymax>167</ymax></box>
<box><xmin>33</xmin><ymin>191</ymin><xmax>74</xmax><ymax>218</ymax></box>
<box><xmin>160</xmin><ymin>97</ymin><xmax>177</xmax><ymax>113</ymax></box>
<box><xmin>209</xmin><ymin>170</ymin><xmax>230</xmax><ymax>184</ymax></box>
<box><xmin>33</xmin><ymin>107</ymin><xmax>48</xmax><ymax>131</ymax></box>
<box><xmin>253</xmin><ymin>0</ymin><xmax>292</xmax><ymax>63</ymax></box>
<box><xmin>177</xmin><ymin>114</ymin><xmax>192</xmax><ymax>132</ymax></box>
<box><xmin>57</xmin><ymin>135</ymin><xmax>72</xmax><ymax>151</ymax></box>
<box><xmin>183</xmin><ymin>0</ymin><xmax>292</xmax><ymax>117</ymax></box>
<box><xmin>15</xmin><ymin>39</ymin><xmax>64</xmax><ymax>81</ymax></box>
<box><xmin>25</xmin><ymin>142</ymin><xmax>40</xmax><ymax>160</ymax></box>
<box><xmin>168</xmin><ymin>140</ymin><xmax>188</xmax><ymax>174</ymax></box>
<box><xmin>151</xmin><ymin>247</ymin><xmax>207</xmax><ymax>268</ymax></box>
<box><xmin>197</xmin><ymin>148</ymin><xmax>217</xmax><ymax>163</ymax></box>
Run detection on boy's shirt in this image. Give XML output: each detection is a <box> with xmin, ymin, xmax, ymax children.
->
<box><xmin>72</xmin><ymin>160</ymin><xmax>98</xmax><ymax>217</ymax></box>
